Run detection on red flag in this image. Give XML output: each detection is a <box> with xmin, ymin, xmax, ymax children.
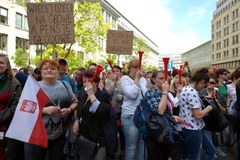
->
<box><xmin>6</xmin><ymin>75</ymin><xmax>48</xmax><ymax>148</ymax></box>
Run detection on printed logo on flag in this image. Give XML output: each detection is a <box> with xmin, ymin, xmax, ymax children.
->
<box><xmin>20</xmin><ymin>100</ymin><xmax>37</xmax><ymax>113</ymax></box>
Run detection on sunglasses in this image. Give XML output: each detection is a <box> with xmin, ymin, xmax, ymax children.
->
<box><xmin>208</xmin><ymin>81</ymin><xmax>216</xmax><ymax>84</ymax></box>
<box><xmin>222</xmin><ymin>73</ymin><xmax>228</xmax><ymax>75</ymax></box>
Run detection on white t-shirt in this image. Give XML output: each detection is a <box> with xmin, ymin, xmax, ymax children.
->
<box><xmin>179</xmin><ymin>86</ymin><xmax>205</xmax><ymax>130</ymax></box>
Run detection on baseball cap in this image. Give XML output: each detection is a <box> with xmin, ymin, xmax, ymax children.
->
<box><xmin>58</xmin><ymin>58</ymin><xmax>68</xmax><ymax>65</ymax></box>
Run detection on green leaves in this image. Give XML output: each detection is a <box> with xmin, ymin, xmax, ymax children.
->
<box><xmin>12</xmin><ymin>48</ymin><xmax>28</xmax><ymax>67</ymax></box>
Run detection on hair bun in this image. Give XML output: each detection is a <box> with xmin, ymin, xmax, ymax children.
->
<box><xmin>198</xmin><ymin>67</ymin><xmax>209</xmax><ymax>74</ymax></box>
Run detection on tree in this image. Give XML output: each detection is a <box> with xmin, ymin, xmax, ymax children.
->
<box><xmin>12</xmin><ymin>48</ymin><xmax>28</xmax><ymax>67</ymax></box>
<box><xmin>124</xmin><ymin>38</ymin><xmax>150</xmax><ymax>61</ymax></box>
<box><xmin>123</xmin><ymin>38</ymin><xmax>152</xmax><ymax>70</ymax></box>
<box><xmin>32</xmin><ymin>1</ymin><xmax>110</xmax><ymax>71</ymax></box>
<box><xmin>133</xmin><ymin>38</ymin><xmax>150</xmax><ymax>55</ymax></box>
<box><xmin>143</xmin><ymin>64</ymin><xmax>157</xmax><ymax>71</ymax></box>
<box><xmin>74</xmin><ymin>1</ymin><xmax>110</xmax><ymax>54</ymax></box>
<box><xmin>32</xmin><ymin>44</ymin><xmax>83</xmax><ymax>74</ymax></box>
<box><xmin>13</xmin><ymin>0</ymin><xmax>25</xmax><ymax>6</ymax></box>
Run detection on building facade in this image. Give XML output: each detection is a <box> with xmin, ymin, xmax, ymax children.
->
<box><xmin>211</xmin><ymin>0</ymin><xmax>240</xmax><ymax>72</ymax></box>
<box><xmin>0</xmin><ymin>0</ymin><xmax>36</xmax><ymax>67</ymax></box>
<box><xmin>2</xmin><ymin>0</ymin><xmax>159</xmax><ymax>68</ymax></box>
<box><xmin>181</xmin><ymin>41</ymin><xmax>211</xmax><ymax>72</ymax></box>
<box><xmin>88</xmin><ymin>0</ymin><xmax>159</xmax><ymax>67</ymax></box>
<box><xmin>158</xmin><ymin>53</ymin><xmax>182</xmax><ymax>70</ymax></box>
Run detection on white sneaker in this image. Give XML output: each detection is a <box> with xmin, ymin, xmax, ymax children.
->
<box><xmin>216</xmin><ymin>147</ymin><xmax>226</xmax><ymax>157</ymax></box>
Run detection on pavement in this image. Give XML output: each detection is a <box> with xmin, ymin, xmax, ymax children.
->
<box><xmin>201</xmin><ymin>145</ymin><xmax>237</xmax><ymax>160</ymax></box>
<box><xmin>215</xmin><ymin>146</ymin><xmax>237</xmax><ymax>160</ymax></box>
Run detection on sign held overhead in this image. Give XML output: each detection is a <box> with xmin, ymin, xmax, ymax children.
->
<box><xmin>27</xmin><ymin>2</ymin><xmax>75</xmax><ymax>45</ymax></box>
<box><xmin>106</xmin><ymin>30</ymin><xmax>133</xmax><ymax>55</ymax></box>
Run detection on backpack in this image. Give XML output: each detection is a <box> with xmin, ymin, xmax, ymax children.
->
<box><xmin>133</xmin><ymin>98</ymin><xmax>151</xmax><ymax>137</ymax></box>
<box><xmin>146</xmin><ymin>112</ymin><xmax>184</xmax><ymax>144</ymax></box>
<box><xmin>201</xmin><ymin>97</ymin><xmax>229</xmax><ymax>132</ymax></box>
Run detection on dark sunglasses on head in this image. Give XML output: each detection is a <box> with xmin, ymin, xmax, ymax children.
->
<box><xmin>222</xmin><ymin>72</ymin><xmax>228</xmax><ymax>75</ymax></box>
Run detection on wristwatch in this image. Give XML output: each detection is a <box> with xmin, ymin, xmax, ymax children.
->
<box><xmin>162</xmin><ymin>93</ymin><xmax>167</xmax><ymax>96</ymax></box>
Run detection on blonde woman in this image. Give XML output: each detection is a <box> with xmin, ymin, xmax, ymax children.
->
<box><xmin>121</xmin><ymin>58</ymin><xmax>147</xmax><ymax>160</ymax></box>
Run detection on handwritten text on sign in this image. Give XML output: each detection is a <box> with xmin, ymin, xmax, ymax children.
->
<box><xmin>106</xmin><ymin>30</ymin><xmax>133</xmax><ymax>55</ymax></box>
<box><xmin>27</xmin><ymin>2</ymin><xmax>75</xmax><ymax>45</ymax></box>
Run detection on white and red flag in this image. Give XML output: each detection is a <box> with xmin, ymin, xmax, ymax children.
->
<box><xmin>6</xmin><ymin>75</ymin><xmax>48</xmax><ymax>148</ymax></box>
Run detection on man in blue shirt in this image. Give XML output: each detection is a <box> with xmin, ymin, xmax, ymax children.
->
<box><xmin>58</xmin><ymin>59</ymin><xmax>78</xmax><ymax>96</ymax></box>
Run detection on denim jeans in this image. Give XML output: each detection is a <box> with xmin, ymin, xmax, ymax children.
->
<box><xmin>202</xmin><ymin>130</ymin><xmax>216</xmax><ymax>160</ymax></box>
<box><xmin>182</xmin><ymin>128</ymin><xmax>203</xmax><ymax>160</ymax></box>
<box><xmin>121</xmin><ymin>114</ymin><xmax>146</xmax><ymax>160</ymax></box>
<box><xmin>182</xmin><ymin>129</ymin><xmax>215</xmax><ymax>160</ymax></box>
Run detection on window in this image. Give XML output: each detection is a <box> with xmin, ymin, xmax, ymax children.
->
<box><xmin>0</xmin><ymin>34</ymin><xmax>7</xmax><ymax>50</ymax></box>
<box><xmin>0</xmin><ymin>7</ymin><xmax>8</xmax><ymax>24</ymax></box>
<box><xmin>236</xmin><ymin>22</ymin><xmax>239</xmax><ymax>31</ymax></box>
<box><xmin>16</xmin><ymin>37</ymin><xmax>29</xmax><ymax>51</ymax></box>
<box><xmin>106</xmin><ymin>12</ymin><xmax>110</xmax><ymax>23</ymax></box>
<box><xmin>16</xmin><ymin>13</ymin><xmax>22</xmax><ymax>29</ymax></box>
<box><xmin>232</xmin><ymin>49</ymin><xmax>235</xmax><ymax>57</ymax></box>
<box><xmin>24</xmin><ymin>16</ymin><xmax>28</xmax><ymax>30</ymax></box>
<box><xmin>233</xmin><ymin>36</ymin><xmax>235</xmax><ymax>45</ymax></box>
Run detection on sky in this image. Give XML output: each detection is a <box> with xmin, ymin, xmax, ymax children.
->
<box><xmin>109</xmin><ymin>0</ymin><xmax>217</xmax><ymax>54</ymax></box>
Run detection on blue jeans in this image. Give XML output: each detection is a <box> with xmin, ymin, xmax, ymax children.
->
<box><xmin>182</xmin><ymin>128</ymin><xmax>203</xmax><ymax>160</ymax></box>
<box><xmin>182</xmin><ymin>129</ymin><xmax>215</xmax><ymax>160</ymax></box>
<box><xmin>121</xmin><ymin>114</ymin><xmax>146</xmax><ymax>160</ymax></box>
<box><xmin>202</xmin><ymin>130</ymin><xmax>216</xmax><ymax>160</ymax></box>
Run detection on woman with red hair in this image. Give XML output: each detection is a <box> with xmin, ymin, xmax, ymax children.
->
<box><xmin>25</xmin><ymin>59</ymin><xmax>78</xmax><ymax>160</ymax></box>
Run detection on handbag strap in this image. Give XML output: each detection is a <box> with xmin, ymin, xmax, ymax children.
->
<box><xmin>61</xmin><ymin>81</ymin><xmax>71</xmax><ymax>104</ymax></box>
<box><xmin>78</xmin><ymin>95</ymin><xmax>89</xmax><ymax>124</ymax></box>
<box><xmin>141</xmin><ymin>90</ymin><xmax>145</xmax><ymax>98</ymax></box>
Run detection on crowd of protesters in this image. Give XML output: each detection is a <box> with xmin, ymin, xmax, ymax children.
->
<box><xmin>1</xmin><ymin>53</ymin><xmax>240</xmax><ymax>160</ymax></box>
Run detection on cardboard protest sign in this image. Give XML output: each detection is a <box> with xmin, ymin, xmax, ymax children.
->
<box><xmin>106</xmin><ymin>30</ymin><xmax>133</xmax><ymax>55</ymax></box>
<box><xmin>27</xmin><ymin>2</ymin><xmax>75</xmax><ymax>45</ymax></box>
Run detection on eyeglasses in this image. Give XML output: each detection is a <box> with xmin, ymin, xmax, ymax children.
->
<box><xmin>208</xmin><ymin>81</ymin><xmax>216</xmax><ymax>85</ymax></box>
<box><xmin>159</xmin><ymin>77</ymin><xmax>164</xmax><ymax>80</ymax></box>
<box><xmin>222</xmin><ymin>73</ymin><xmax>228</xmax><ymax>76</ymax></box>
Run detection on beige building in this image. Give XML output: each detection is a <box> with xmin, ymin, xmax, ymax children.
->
<box><xmin>211</xmin><ymin>0</ymin><xmax>240</xmax><ymax>72</ymax></box>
